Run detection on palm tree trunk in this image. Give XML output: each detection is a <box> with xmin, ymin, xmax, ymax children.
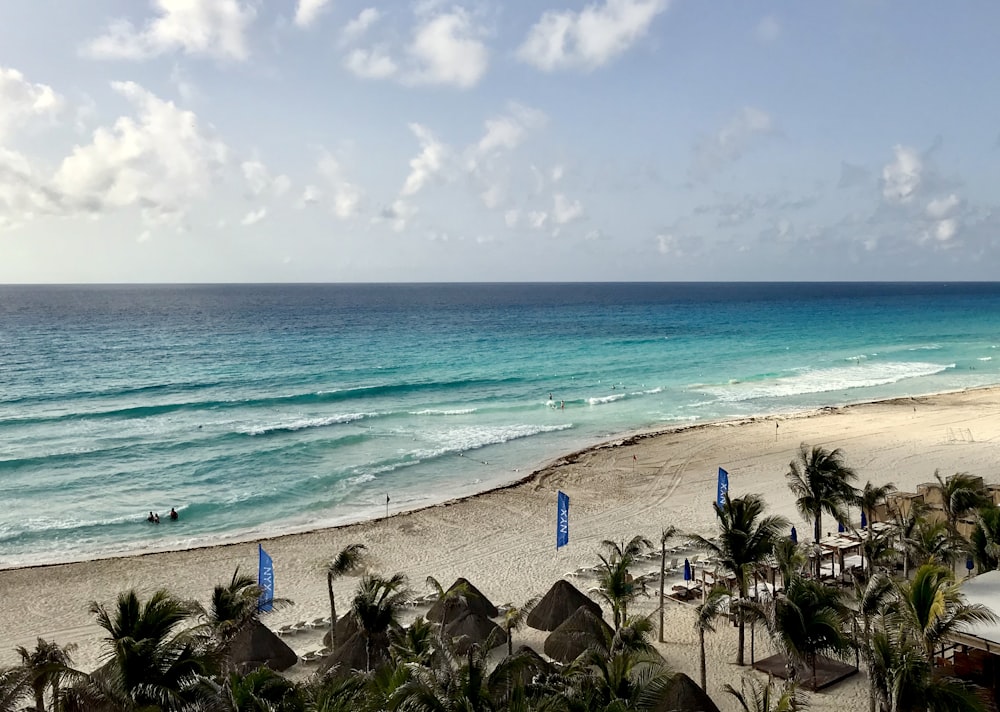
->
<box><xmin>327</xmin><ymin>571</ymin><xmax>337</xmax><ymax>649</ymax></box>
<box><xmin>659</xmin><ymin>542</ymin><xmax>666</xmax><ymax>642</ymax></box>
<box><xmin>33</xmin><ymin>688</ymin><xmax>44</xmax><ymax>712</ymax></box>
<box><xmin>814</xmin><ymin>511</ymin><xmax>823</xmax><ymax>578</ymax></box>
<box><xmin>699</xmin><ymin>629</ymin><xmax>707</xmax><ymax>691</ymax></box>
<box><xmin>737</xmin><ymin>618</ymin><xmax>745</xmax><ymax>666</ymax></box>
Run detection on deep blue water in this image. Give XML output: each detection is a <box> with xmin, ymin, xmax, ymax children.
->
<box><xmin>2</xmin><ymin>282</ymin><xmax>999</xmax><ymax>566</ymax></box>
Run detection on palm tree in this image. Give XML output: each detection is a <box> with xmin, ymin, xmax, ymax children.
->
<box><xmin>0</xmin><ymin>667</ymin><xmax>29</xmax><ymax>712</ymax></box>
<box><xmin>970</xmin><ymin>504</ymin><xmax>1000</xmax><ymax>573</ymax></box>
<box><xmin>593</xmin><ymin>535</ymin><xmax>652</xmax><ymax>630</ymax></box>
<box><xmin>189</xmin><ymin>666</ymin><xmax>304</xmax><ymax>712</ymax></box>
<box><xmin>894</xmin><ymin>563</ymin><xmax>996</xmax><ymax>659</ymax></box>
<box><xmin>773</xmin><ymin>538</ymin><xmax>807</xmax><ymax>589</ymax></box>
<box><xmin>786</xmin><ymin>444</ymin><xmax>858</xmax><ymax>576</ymax></box>
<box><xmin>501</xmin><ymin>595</ymin><xmax>540</xmax><ymax>657</ymax></box>
<box><xmin>86</xmin><ymin>588</ymin><xmax>209</xmax><ymax>710</ymax></box>
<box><xmin>859</xmin><ymin>480</ymin><xmax>895</xmax><ymax>567</ymax></box>
<box><xmin>694</xmin><ymin>587</ymin><xmax>729</xmax><ymax>692</ymax></box>
<box><xmin>867</xmin><ymin>625</ymin><xmax>987</xmax><ymax>712</ymax></box>
<box><xmin>904</xmin><ymin>518</ymin><xmax>961</xmax><ymax>571</ymax></box>
<box><xmin>425</xmin><ymin>574</ymin><xmax>472</xmax><ymax>650</ymax></box>
<box><xmin>14</xmin><ymin>638</ymin><xmax>78</xmax><ymax>712</ymax></box>
<box><xmin>562</xmin><ymin>615</ymin><xmax>675</xmax><ymax>711</ymax></box>
<box><xmin>748</xmin><ymin>574</ymin><xmax>852</xmax><ymax>690</ymax></box>
<box><xmin>658</xmin><ymin>525</ymin><xmax>678</xmax><ymax>643</ymax></box>
<box><xmin>325</xmin><ymin>543</ymin><xmax>367</xmax><ymax>650</ymax></box>
<box><xmin>935</xmin><ymin>470</ymin><xmax>990</xmax><ymax>537</ymax></box>
<box><xmin>724</xmin><ymin>673</ymin><xmax>809</xmax><ymax>712</ymax></box>
<box><xmin>690</xmin><ymin>492</ymin><xmax>789</xmax><ymax>666</ymax></box>
<box><xmin>351</xmin><ymin>572</ymin><xmax>411</xmax><ymax>672</ymax></box>
<box><xmin>854</xmin><ymin>571</ymin><xmax>894</xmax><ymax>712</ymax></box>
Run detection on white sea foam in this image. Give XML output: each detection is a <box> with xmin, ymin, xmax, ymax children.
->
<box><xmin>908</xmin><ymin>344</ymin><xmax>942</xmax><ymax>351</ymax></box>
<box><xmin>346</xmin><ymin>473</ymin><xmax>376</xmax><ymax>486</ymax></box>
<box><xmin>587</xmin><ymin>393</ymin><xmax>628</xmax><ymax>405</ymax></box>
<box><xmin>409</xmin><ymin>408</ymin><xmax>476</xmax><ymax>416</ymax></box>
<box><xmin>978</xmin><ymin>357</ymin><xmax>993</xmax><ymax>362</ymax></box>
<box><xmin>412</xmin><ymin>423</ymin><xmax>573</xmax><ymax>459</ymax></box>
<box><xmin>241</xmin><ymin>413</ymin><xmax>376</xmax><ymax>435</ymax></box>
<box><xmin>696</xmin><ymin>361</ymin><xmax>954</xmax><ymax>402</ymax></box>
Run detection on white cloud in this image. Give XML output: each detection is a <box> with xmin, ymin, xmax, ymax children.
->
<box><xmin>84</xmin><ymin>0</ymin><xmax>256</xmax><ymax>61</ymax></box>
<box><xmin>344</xmin><ymin>48</ymin><xmax>399</xmax><ymax>80</ymax></box>
<box><xmin>0</xmin><ymin>67</ymin><xmax>63</xmax><ymax>139</ymax></box>
<box><xmin>656</xmin><ymin>232</ymin><xmax>679</xmax><ymax>256</ymax></box>
<box><xmin>517</xmin><ymin>0</ymin><xmax>668</xmax><ymax>71</ymax></box>
<box><xmin>381</xmin><ymin>198</ymin><xmax>416</xmax><ymax>232</ymax></box>
<box><xmin>881</xmin><ymin>145</ymin><xmax>922</xmax><ymax>204</ymax></box>
<box><xmin>926</xmin><ymin>193</ymin><xmax>960</xmax><ymax>219</ymax></box>
<box><xmin>294</xmin><ymin>0</ymin><xmax>331</xmax><ymax>28</ymax></box>
<box><xmin>299</xmin><ymin>184</ymin><xmax>322</xmax><ymax>207</ymax></box>
<box><xmin>473</xmin><ymin>103</ymin><xmax>547</xmax><ymax>159</ymax></box>
<box><xmin>316</xmin><ymin>153</ymin><xmax>362</xmax><ymax>218</ymax></box>
<box><xmin>401</xmin><ymin>123</ymin><xmax>447</xmax><ymax>196</ymax></box>
<box><xmin>342</xmin><ymin>8</ymin><xmax>381</xmax><ymax>43</ymax></box>
<box><xmin>240</xmin><ymin>159</ymin><xmax>290</xmax><ymax>199</ymax></box>
<box><xmin>935</xmin><ymin>218</ymin><xmax>957</xmax><ymax>241</ymax></box>
<box><xmin>480</xmin><ymin>183</ymin><xmax>504</xmax><ymax>209</ymax></box>
<box><xmin>504</xmin><ymin>209</ymin><xmax>520</xmax><ymax>227</ymax></box>
<box><xmin>551</xmin><ymin>164</ymin><xmax>564</xmax><ymax>182</ymax></box>
<box><xmin>692</xmin><ymin>106</ymin><xmax>774</xmax><ymax>178</ymax></box>
<box><xmin>755</xmin><ymin>16</ymin><xmax>781</xmax><ymax>43</ymax></box>
<box><xmin>528</xmin><ymin>210</ymin><xmax>548</xmax><ymax>229</ymax></box>
<box><xmin>553</xmin><ymin>193</ymin><xmax>583</xmax><ymax>224</ymax></box>
<box><xmin>404</xmin><ymin>8</ymin><xmax>488</xmax><ymax>88</ymax></box>
<box><xmin>241</xmin><ymin>207</ymin><xmax>267</xmax><ymax>225</ymax></box>
<box><xmin>51</xmin><ymin>81</ymin><xmax>228</xmax><ymax>226</ymax></box>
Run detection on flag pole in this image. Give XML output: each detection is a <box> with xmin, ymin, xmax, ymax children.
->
<box><xmin>385</xmin><ymin>493</ymin><xmax>389</xmax><ymax>519</ymax></box>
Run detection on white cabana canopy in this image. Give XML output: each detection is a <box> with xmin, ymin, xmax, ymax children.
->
<box><xmin>954</xmin><ymin>570</ymin><xmax>1000</xmax><ymax>653</ymax></box>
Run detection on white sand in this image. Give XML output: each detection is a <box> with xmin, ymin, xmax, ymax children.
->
<box><xmin>3</xmin><ymin>387</ymin><xmax>999</xmax><ymax>711</ymax></box>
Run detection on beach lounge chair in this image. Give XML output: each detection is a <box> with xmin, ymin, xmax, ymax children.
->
<box><xmin>276</xmin><ymin>624</ymin><xmax>296</xmax><ymax>636</ymax></box>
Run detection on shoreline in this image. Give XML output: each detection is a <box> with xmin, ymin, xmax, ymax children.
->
<box><xmin>4</xmin><ymin>381</ymin><xmax>1000</xmax><ymax>694</ymax></box>
<box><xmin>1</xmin><ymin>384</ymin><xmax>990</xmax><ymax>575</ymax></box>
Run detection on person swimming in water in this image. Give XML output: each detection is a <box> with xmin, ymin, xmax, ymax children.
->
<box><xmin>169</xmin><ymin>507</ymin><xmax>178</xmax><ymax>521</ymax></box>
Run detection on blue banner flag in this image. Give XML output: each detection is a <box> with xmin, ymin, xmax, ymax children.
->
<box><xmin>556</xmin><ymin>491</ymin><xmax>570</xmax><ymax>549</ymax></box>
<box><xmin>258</xmin><ymin>544</ymin><xmax>274</xmax><ymax>612</ymax></box>
<box><xmin>717</xmin><ymin>467</ymin><xmax>729</xmax><ymax>507</ymax></box>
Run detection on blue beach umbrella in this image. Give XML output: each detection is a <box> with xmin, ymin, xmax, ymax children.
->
<box><xmin>861</xmin><ymin>511</ymin><xmax>868</xmax><ymax>529</ymax></box>
<box><xmin>790</xmin><ymin>526</ymin><xmax>798</xmax><ymax>543</ymax></box>
<box><xmin>838</xmin><ymin>521</ymin><xmax>846</xmax><ymax>533</ymax></box>
<box><xmin>683</xmin><ymin>558</ymin><xmax>692</xmax><ymax>581</ymax></box>
<box><xmin>967</xmin><ymin>556</ymin><xmax>975</xmax><ymax>572</ymax></box>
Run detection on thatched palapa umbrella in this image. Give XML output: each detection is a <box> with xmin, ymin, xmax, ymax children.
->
<box><xmin>444</xmin><ymin>610</ymin><xmax>507</xmax><ymax>654</ymax></box>
<box><xmin>426</xmin><ymin>577</ymin><xmax>499</xmax><ymax>621</ymax></box>
<box><xmin>318</xmin><ymin>630</ymin><xmax>390</xmax><ymax>677</ymax></box>
<box><xmin>543</xmin><ymin>605</ymin><xmax>613</xmax><ymax>663</ymax></box>
<box><xmin>527</xmin><ymin>579</ymin><xmax>602</xmax><ymax>631</ymax></box>
<box><xmin>652</xmin><ymin>672</ymin><xmax>722</xmax><ymax>712</ymax></box>
<box><xmin>228</xmin><ymin>621</ymin><xmax>298</xmax><ymax>672</ymax></box>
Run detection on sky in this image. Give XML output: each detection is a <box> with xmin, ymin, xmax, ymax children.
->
<box><xmin>1</xmin><ymin>1</ymin><xmax>999</xmax><ymax>283</ymax></box>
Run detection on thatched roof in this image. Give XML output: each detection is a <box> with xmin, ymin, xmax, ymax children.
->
<box><xmin>509</xmin><ymin>645</ymin><xmax>554</xmax><ymax>687</ymax></box>
<box><xmin>318</xmin><ymin>630</ymin><xmax>389</xmax><ymax>677</ymax></box>
<box><xmin>228</xmin><ymin>621</ymin><xmax>298</xmax><ymax>673</ymax></box>
<box><xmin>444</xmin><ymin>611</ymin><xmax>507</xmax><ymax>655</ymax></box>
<box><xmin>653</xmin><ymin>673</ymin><xmax>722</xmax><ymax>712</ymax></box>
<box><xmin>527</xmin><ymin>580</ymin><xmax>603</xmax><ymax>631</ymax></box>
<box><xmin>426</xmin><ymin>578</ymin><xmax>499</xmax><ymax>622</ymax></box>
<box><xmin>543</xmin><ymin>606</ymin><xmax>613</xmax><ymax>663</ymax></box>
<box><xmin>322</xmin><ymin>613</ymin><xmax>359</xmax><ymax>649</ymax></box>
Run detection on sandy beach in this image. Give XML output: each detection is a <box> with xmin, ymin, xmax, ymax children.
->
<box><xmin>3</xmin><ymin>386</ymin><xmax>1000</xmax><ymax>710</ymax></box>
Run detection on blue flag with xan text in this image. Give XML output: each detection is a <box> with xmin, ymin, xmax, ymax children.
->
<box><xmin>717</xmin><ymin>468</ymin><xmax>729</xmax><ymax>507</ymax></box>
<box><xmin>556</xmin><ymin>491</ymin><xmax>569</xmax><ymax>549</ymax></box>
<box><xmin>258</xmin><ymin>544</ymin><xmax>274</xmax><ymax>612</ymax></box>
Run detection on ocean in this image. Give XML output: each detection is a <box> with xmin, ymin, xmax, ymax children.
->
<box><xmin>2</xmin><ymin>282</ymin><xmax>999</xmax><ymax>568</ymax></box>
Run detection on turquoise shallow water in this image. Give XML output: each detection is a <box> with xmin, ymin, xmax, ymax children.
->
<box><xmin>2</xmin><ymin>282</ymin><xmax>999</xmax><ymax>567</ymax></box>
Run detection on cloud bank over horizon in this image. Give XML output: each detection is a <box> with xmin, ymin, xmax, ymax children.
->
<box><xmin>1</xmin><ymin>0</ymin><xmax>999</xmax><ymax>282</ymax></box>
